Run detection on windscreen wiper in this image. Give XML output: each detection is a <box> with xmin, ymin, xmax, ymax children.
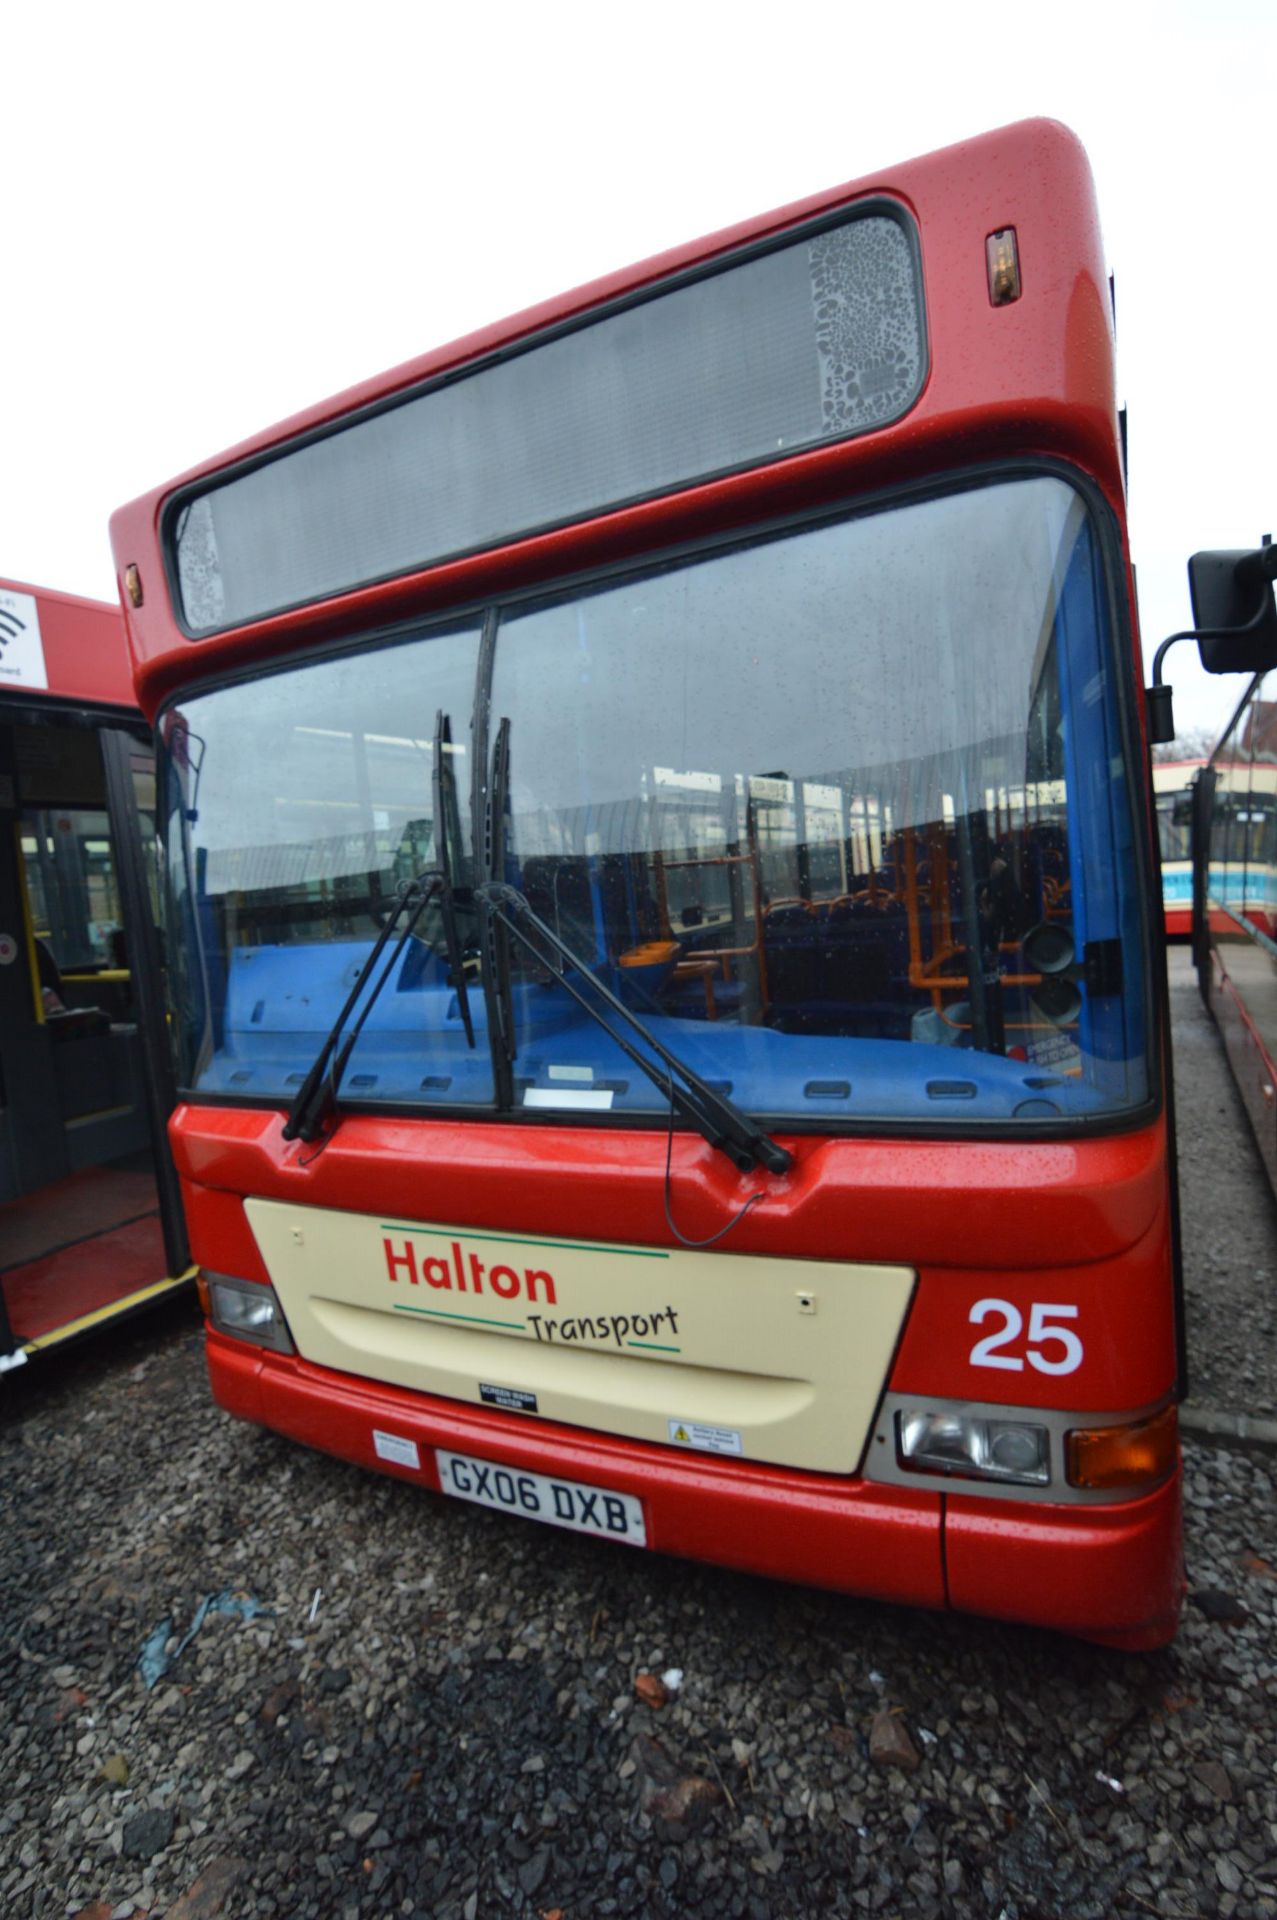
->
<box><xmin>476</xmin><ymin>877</ymin><xmax>793</xmax><ymax>1176</ymax></box>
<box><xmin>476</xmin><ymin>715</ymin><xmax>517</xmax><ymax>1106</ymax></box>
<box><xmin>281</xmin><ymin>872</ymin><xmax>441</xmax><ymax>1144</ymax></box>
<box><xmin>432</xmin><ymin>709</ymin><xmax>476</xmax><ymax>1049</ymax></box>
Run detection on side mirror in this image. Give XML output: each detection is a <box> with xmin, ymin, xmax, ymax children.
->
<box><xmin>1189</xmin><ymin>545</ymin><xmax>1277</xmax><ymax>674</ymax></box>
<box><xmin>1145</xmin><ymin>536</ymin><xmax>1277</xmax><ymax>744</ymax></box>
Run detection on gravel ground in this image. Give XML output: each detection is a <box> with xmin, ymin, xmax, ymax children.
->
<box><xmin>3</xmin><ymin>949</ymin><xmax>1276</xmax><ymax>1920</ymax></box>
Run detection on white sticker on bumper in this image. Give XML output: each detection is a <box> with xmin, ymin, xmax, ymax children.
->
<box><xmin>373</xmin><ymin>1429</ymin><xmax>421</xmax><ymax>1470</ymax></box>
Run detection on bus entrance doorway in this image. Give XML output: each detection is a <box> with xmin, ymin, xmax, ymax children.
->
<box><xmin>0</xmin><ymin>579</ymin><xmax>189</xmax><ymax>1368</ymax></box>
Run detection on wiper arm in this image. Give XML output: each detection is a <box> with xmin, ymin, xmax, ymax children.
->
<box><xmin>476</xmin><ymin>879</ymin><xmax>793</xmax><ymax>1176</ymax></box>
<box><xmin>432</xmin><ymin>709</ymin><xmax>476</xmax><ymax>1049</ymax></box>
<box><xmin>281</xmin><ymin>872</ymin><xmax>440</xmax><ymax>1144</ymax></box>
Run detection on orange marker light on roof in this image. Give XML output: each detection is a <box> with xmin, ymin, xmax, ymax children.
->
<box><xmin>986</xmin><ymin>228</ymin><xmax>1022</xmax><ymax>305</ymax></box>
<box><xmin>1066</xmin><ymin>1405</ymin><xmax>1178</xmax><ymax>1491</ymax></box>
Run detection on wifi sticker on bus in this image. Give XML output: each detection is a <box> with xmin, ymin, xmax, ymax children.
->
<box><xmin>0</xmin><ymin>588</ymin><xmax>48</xmax><ymax>691</ymax></box>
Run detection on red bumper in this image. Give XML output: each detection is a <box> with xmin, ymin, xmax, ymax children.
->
<box><xmin>945</xmin><ymin>1475</ymin><xmax>1183</xmax><ymax>1650</ymax></box>
<box><xmin>207</xmin><ymin>1331</ymin><xmax>1183</xmax><ymax>1646</ymax></box>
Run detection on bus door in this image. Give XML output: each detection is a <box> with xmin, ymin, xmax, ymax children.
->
<box><xmin>0</xmin><ymin>701</ymin><xmax>189</xmax><ymax>1368</ymax></box>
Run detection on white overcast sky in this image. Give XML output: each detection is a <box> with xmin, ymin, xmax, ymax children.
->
<box><xmin>4</xmin><ymin>0</ymin><xmax>1273</xmax><ymax>741</ymax></box>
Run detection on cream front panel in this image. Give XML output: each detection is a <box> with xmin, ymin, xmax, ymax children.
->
<box><xmin>244</xmin><ymin>1200</ymin><xmax>914</xmax><ymax>1475</ymax></box>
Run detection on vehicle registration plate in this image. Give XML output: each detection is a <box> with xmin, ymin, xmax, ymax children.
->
<box><xmin>436</xmin><ymin>1450</ymin><xmax>647</xmax><ymax>1547</ymax></box>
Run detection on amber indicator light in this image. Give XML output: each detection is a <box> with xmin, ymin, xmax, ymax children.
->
<box><xmin>125</xmin><ymin>563</ymin><xmax>144</xmax><ymax>608</ymax></box>
<box><xmin>986</xmin><ymin>228</ymin><xmax>1022</xmax><ymax>306</ymax></box>
<box><xmin>195</xmin><ymin>1270</ymin><xmax>212</xmax><ymax>1319</ymax></box>
<box><xmin>1066</xmin><ymin>1404</ymin><xmax>1178</xmax><ymax>1490</ymax></box>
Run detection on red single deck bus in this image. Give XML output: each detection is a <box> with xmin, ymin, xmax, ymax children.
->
<box><xmin>0</xmin><ymin>578</ymin><xmax>190</xmax><ymax>1367</ymax></box>
<box><xmin>112</xmin><ymin>121</ymin><xmax>1189</xmax><ymax>1646</ymax></box>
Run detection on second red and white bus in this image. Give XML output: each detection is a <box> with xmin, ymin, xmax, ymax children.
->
<box><xmin>0</xmin><ymin>578</ymin><xmax>190</xmax><ymax>1367</ymax></box>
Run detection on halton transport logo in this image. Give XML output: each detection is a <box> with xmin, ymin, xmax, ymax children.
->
<box><xmin>383</xmin><ymin>1232</ymin><xmax>558</xmax><ymax>1304</ymax></box>
<box><xmin>381</xmin><ymin>1230</ymin><xmax>683</xmax><ymax>1354</ymax></box>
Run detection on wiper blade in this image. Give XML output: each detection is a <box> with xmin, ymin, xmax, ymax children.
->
<box><xmin>476</xmin><ymin>879</ymin><xmax>793</xmax><ymax>1177</ymax></box>
<box><xmin>433</xmin><ymin>709</ymin><xmax>475</xmax><ymax>1049</ymax></box>
<box><xmin>281</xmin><ymin>872</ymin><xmax>440</xmax><ymax>1144</ymax></box>
<box><xmin>477</xmin><ymin>715</ymin><xmax>517</xmax><ymax>1101</ymax></box>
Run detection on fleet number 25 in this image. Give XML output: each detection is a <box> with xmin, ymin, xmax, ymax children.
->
<box><xmin>968</xmin><ymin>1299</ymin><xmax>1083</xmax><ymax>1375</ymax></box>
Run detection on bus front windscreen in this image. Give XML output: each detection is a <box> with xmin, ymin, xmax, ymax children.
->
<box><xmin>160</xmin><ymin>473</ymin><xmax>1151</xmax><ymax>1129</ymax></box>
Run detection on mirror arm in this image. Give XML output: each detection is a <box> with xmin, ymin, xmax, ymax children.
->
<box><xmin>1145</xmin><ymin>595</ymin><xmax>1274</xmax><ymax>747</ymax></box>
<box><xmin>1151</xmin><ymin>630</ymin><xmax>1193</xmax><ymax>688</ymax></box>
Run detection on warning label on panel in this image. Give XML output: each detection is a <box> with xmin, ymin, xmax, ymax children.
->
<box><xmin>667</xmin><ymin>1419</ymin><xmax>743</xmax><ymax>1456</ymax></box>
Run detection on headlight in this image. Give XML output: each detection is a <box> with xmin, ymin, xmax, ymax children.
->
<box><xmin>897</xmin><ymin>1407</ymin><xmax>1050</xmax><ymax>1486</ymax></box>
<box><xmin>203</xmin><ymin>1272</ymin><xmax>295</xmax><ymax>1354</ymax></box>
